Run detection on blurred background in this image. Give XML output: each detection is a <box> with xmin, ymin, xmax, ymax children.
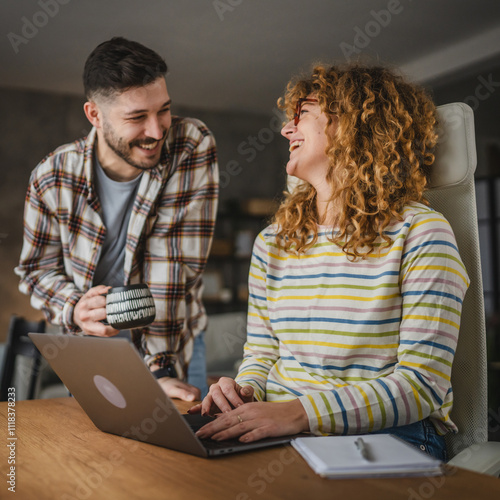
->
<box><xmin>0</xmin><ymin>0</ymin><xmax>499</xmax><ymax>430</ymax></box>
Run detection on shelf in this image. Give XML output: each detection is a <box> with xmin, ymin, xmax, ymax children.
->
<box><xmin>207</xmin><ymin>254</ymin><xmax>252</xmax><ymax>261</ymax></box>
<box><xmin>204</xmin><ymin>198</ymin><xmax>273</xmax><ymax>314</ymax></box>
<box><xmin>204</xmin><ymin>300</ymin><xmax>247</xmax><ymax>315</ymax></box>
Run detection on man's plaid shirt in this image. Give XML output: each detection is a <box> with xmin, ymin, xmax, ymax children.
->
<box><xmin>16</xmin><ymin>116</ymin><xmax>219</xmax><ymax>377</ymax></box>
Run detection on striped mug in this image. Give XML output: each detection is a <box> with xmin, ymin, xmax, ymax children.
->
<box><xmin>105</xmin><ymin>284</ymin><xmax>156</xmax><ymax>330</ymax></box>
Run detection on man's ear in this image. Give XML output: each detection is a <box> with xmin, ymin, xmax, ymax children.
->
<box><xmin>84</xmin><ymin>101</ymin><xmax>102</xmax><ymax>129</ymax></box>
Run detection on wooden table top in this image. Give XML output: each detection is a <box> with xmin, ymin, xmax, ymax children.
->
<box><xmin>1</xmin><ymin>397</ymin><xmax>499</xmax><ymax>499</ymax></box>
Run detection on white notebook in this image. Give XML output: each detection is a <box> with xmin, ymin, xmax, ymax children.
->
<box><xmin>292</xmin><ymin>434</ymin><xmax>443</xmax><ymax>478</ymax></box>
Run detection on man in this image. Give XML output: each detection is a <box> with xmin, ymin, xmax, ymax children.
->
<box><xmin>15</xmin><ymin>37</ymin><xmax>219</xmax><ymax>401</ymax></box>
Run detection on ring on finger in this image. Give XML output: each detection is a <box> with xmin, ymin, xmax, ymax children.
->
<box><xmin>237</xmin><ymin>414</ymin><xmax>243</xmax><ymax>424</ymax></box>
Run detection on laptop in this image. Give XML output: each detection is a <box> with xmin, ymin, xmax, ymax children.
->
<box><xmin>29</xmin><ymin>333</ymin><xmax>294</xmax><ymax>457</ymax></box>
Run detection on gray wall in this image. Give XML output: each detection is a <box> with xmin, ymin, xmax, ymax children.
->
<box><xmin>432</xmin><ymin>60</ymin><xmax>500</xmax><ymax>316</ymax></box>
<box><xmin>432</xmin><ymin>60</ymin><xmax>500</xmax><ymax>420</ymax></box>
<box><xmin>0</xmin><ymin>87</ymin><xmax>288</xmax><ymax>342</ymax></box>
<box><xmin>0</xmin><ymin>88</ymin><xmax>91</xmax><ymax>342</ymax></box>
<box><xmin>432</xmin><ymin>59</ymin><xmax>500</xmax><ymax>178</ymax></box>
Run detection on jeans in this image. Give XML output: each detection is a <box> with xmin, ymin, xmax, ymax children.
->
<box><xmin>372</xmin><ymin>418</ymin><xmax>448</xmax><ymax>461</ymax></box>
<box><xmin>187</xmin><ymin>332</ymin><xmax>209</xmax><ymax>399</ymax></box>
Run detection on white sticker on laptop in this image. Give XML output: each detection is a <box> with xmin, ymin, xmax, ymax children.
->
<box><xmin>93</xmin><ymin>375</ymin><xmax>127</xmax><ymax>409</ymax></box>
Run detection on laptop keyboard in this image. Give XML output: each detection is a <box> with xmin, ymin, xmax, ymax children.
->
<box><xmin>182</xmin><ymin>413</ymin><xmax>250</xmax><ymax>451</ymax></box>
<box><xmin>199</xmin><ymin>436</ymin><xmax>246</xmax><ymax>450</ymax></box>
<box><xmin>182</xmin><ymin>412</ymin><xmax>215</xmax><ymax>432</ymax></box>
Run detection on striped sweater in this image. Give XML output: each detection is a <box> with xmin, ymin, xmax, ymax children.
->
<box><xmin>235</xmin><ymin>203</ymin><xmax>469</xmax><ymax>436</ymax></box>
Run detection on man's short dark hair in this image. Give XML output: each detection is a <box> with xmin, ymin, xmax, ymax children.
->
<box><xmin>83</xmin><ymin>37</ymin><xmax>168</xmax><ymax>101</ymax></box>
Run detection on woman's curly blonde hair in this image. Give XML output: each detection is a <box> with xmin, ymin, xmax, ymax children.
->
<box><xmin>273</xmin><ymin>63</ymin><xmax>439</xmax><ymax>259</ymax></box>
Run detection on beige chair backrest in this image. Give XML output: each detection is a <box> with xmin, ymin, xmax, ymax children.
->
<box><xmin>426</xmin><ymin>102</ymin><xmax>487</xmax><ymax>458</ymax></box>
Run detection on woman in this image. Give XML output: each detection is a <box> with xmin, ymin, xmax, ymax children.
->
<box><xmin>189</xmin><ymin>64</ymin><xmax>468</xmax><ymax>461</ymax></box>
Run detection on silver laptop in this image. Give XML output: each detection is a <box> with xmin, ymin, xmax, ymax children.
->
<box><xmin>29</xmin><ymin>333</ymin><xmax>293</xmax><ymax>457</ymax></box>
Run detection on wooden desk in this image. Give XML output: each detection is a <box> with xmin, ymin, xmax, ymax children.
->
<box><xmin>1</xmin><ymin>398</ymin><xmax>499</xmax><ymax>499</ymax></box>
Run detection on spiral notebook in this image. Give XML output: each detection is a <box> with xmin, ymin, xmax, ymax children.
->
<box><xmin>292</xmin><ymin>434</ymin><xmax>443</xmax><ymax>478</ymax></box>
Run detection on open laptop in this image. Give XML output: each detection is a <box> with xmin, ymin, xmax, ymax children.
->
<box><xmin>29</xmin><ymin>333</ymin><xmax>294</xmax><ymax>457</ymax></box>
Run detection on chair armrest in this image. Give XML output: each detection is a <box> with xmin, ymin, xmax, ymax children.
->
<box><xmin>448</xmin><ymin>442</ymin><xmax>500</xmax><ymax>477</ymax></box>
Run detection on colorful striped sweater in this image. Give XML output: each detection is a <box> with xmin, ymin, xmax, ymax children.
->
<box><xmin>235</xmin><ymin>203</ymin><xmax>469</xmax><ymax>436</ymax></box>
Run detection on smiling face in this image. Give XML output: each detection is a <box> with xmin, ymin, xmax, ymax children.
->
<box><xmin>281</xmin><ymin>97</ymin><xmax>335</xmax><ymax>197</ymax></box>
<box><xmin>85</xmin><ymin>77</ymin><xmax>172</xmax><ymax>181</ymax></box>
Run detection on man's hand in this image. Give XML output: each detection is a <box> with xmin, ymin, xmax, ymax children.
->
<box><xmin>187</xmin><ymin>377</ymin><xmax>255</xmax><ymax>416</ymax></box>
<box><xmin>157</xmin><ymin>377</ymin><xmax>201</xmax><ymax>402</ymax></box>
<box><xmin>73</xmin><ymin>285</ymin><xmax>119</xmax><ymax>337</ymax></box>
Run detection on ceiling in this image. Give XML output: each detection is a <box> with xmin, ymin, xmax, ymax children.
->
<box><xmin>1</xmin><ymin>0</ymin><xmax>500</xmax><ymax>114</ymax></box>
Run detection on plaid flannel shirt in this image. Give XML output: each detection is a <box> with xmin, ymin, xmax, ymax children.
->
<box><xmin>15</xmin><ymin>116</ymin><xmax>219</xmax><ymax>377</ymax></box>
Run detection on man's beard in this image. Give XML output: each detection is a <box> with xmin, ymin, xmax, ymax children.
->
<box><xmin>102</xmin><ymin>120</ymin><xmax>166</xmax><ymax>171</ymax></box>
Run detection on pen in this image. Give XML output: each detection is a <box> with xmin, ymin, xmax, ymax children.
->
<box><xmin>355</xmin><ymin>437</ymin><xmax>371</xmax><ymax>461</ymax></box>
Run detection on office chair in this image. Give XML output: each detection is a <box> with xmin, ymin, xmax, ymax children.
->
<box><xmin>0</xmin><ymin>314</ymin><xmax>45</xmax><ymax>401</ymax></box>
<box><xmin>426</xmin><ymin>102</ymin><xmax>500</xmax><ymax>475</ymax></box>
<box><xmin>287</xmin><ymin>102</ymin><xmax>500</xmax><ymax>475</ymax></box>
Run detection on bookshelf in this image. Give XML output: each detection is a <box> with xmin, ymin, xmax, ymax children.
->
<box><xmin>203</xmin><ymin>198</ymin><xmax>277</xmax><ymax>314</ymax></box>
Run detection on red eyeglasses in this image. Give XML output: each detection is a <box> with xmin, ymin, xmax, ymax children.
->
<box><xmin>294</xmin><ymin>98</ymin><xmax>318</xmax><ymax>125</ymax></box>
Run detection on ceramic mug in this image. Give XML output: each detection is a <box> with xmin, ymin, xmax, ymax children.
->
<box><xmin>104</xmin><ymin>283</ymin><xmax>156</xmax><ymax>330</ymax></box>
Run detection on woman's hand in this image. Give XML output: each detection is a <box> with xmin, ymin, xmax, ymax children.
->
<box><xmin>188</xmin><ymin>377</ymin><xmax>255</xmax><ymax>416</ymax></box>
<box><xmin>194</xmin><ymin>399</ymin><xmax>309</xmax><ymax>443</ymax></box>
